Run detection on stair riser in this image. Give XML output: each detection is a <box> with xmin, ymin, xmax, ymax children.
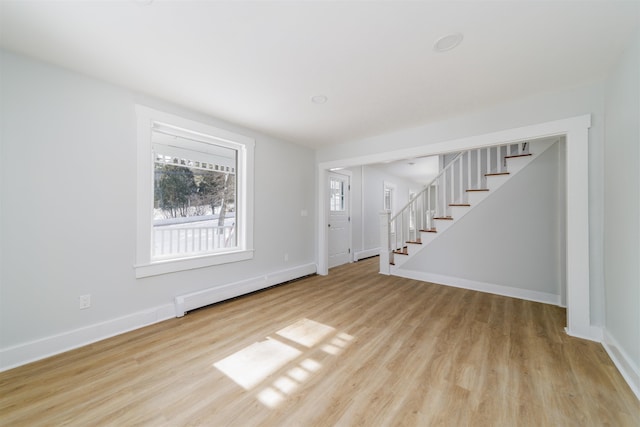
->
<box><xmin>467</xmin><ymin>191</ymin><xmax>490</xmax><ymax>206</ymax></box>
<box><xmin>486</xmin><ymin>174</ymin><xmax>510</xmax><ymax>190</ymax></box>
<box><xmin>503</xmin><ymin>155</ymin><xmax>531</xmax><ymax>174</ymax></box>
<box><xmin>418</xmin><ymin>232</ymin><xmax>438</xmax><ymax>245</ymax></box>
<box><xmin>432</xmin><ymin>219</ymin><xmax>453</xmax><ymax>233</ymax></box>
<box><xmin>449</xmin><ymin>205</ymin><xmax>471</xmax><ymax>221</ymax></box>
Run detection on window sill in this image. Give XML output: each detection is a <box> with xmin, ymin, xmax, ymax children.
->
<box><xmin>135</xmin><ymin>249</ymin><xmax>254</xmax><ymax>278</ymax></box>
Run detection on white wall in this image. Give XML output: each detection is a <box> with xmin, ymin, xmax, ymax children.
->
<box><xmin>603</xmin><ymin>34</ymin><xmax>640</xmax><ymax>396</ymax></box>
<box><xmin>400</xmin><ymin>142</ymin><xmax>565</xmax><ymax>302</ymax></box>
<box><xmin>346</xmin><ymin>166</ymin><xmax>364</xmax><ymax>258</ymax></box>
<box><xmin>316</xmin><ymin>81</ymin><xmax>606</xmax><ymax>326</ymax></box>
<box><xmin>347</xmin><ymin>165</ymin><xmax>418</xmax><ymax>259</ymax></box>
<box><xmin>0</xmin><ymin>50</ymin><xmax>316</xmax><ymax>369</ymax></box>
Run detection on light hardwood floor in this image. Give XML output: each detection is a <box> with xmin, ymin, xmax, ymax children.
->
<box><xmin>1</xmin><ymin>257</ymin><xmax>638</xmax><ymax>426</ymax></box>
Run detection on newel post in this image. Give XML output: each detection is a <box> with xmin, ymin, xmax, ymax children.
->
<box><xmin>379</xmin><ymin>211</ymin><xmax>391</xmax><ymax>275</ymax></box>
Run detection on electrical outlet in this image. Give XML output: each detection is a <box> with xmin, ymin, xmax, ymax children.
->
<box><xmin>79</xmin><ymin>294</ymin><xmax>91</xmax><ymax>310</ymax></box>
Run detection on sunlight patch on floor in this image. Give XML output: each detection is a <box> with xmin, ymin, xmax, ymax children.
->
<box><xmin>276</xmin><ymin>318</ymin><xmax>336</xmax><ymax>347</ymax></box>
<box><xmin>213</xmin><ymin>337</ymin><xmax>302</xmax><ymax>390</ymax></box>
<box><xmin>214</xmin><ymin>318</ymin><xmax>354</xmax><ymax>409</ymax></box>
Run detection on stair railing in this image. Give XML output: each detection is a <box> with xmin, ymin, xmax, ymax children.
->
<box><xmin>384</xmin><ymin>142</ymin><xmax>529</xmax><ymax>268</ymax></box>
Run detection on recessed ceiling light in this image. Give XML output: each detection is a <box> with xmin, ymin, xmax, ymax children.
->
<box><xmin>433</xmin><ymin>33</ymin><xmax>463</xmax><ymax>53</ymax></box>
<box><xmin>311</xmin><ymin>95</ymin><xmax>328</xmax><ymax>104</ymax></box>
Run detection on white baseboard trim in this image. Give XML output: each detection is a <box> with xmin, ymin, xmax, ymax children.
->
<box><xmin>0</xmin><ymin>304</ymin><xmax>176</xmax><ymax>372</ymax></box>
<box><xmin>1</xmin><ymin>262</ymin><xmax>317</xmax><ymax>372</ymax></box>
<box><xmin>354</xmin><ymin>247</ymin><xmax>379</xmax><ymax>261</ymax></box>
<box><xmin>565</xmin><ymin>325</ymin><xmax>603</xmax><ymax>342</ymax></box>
<box><xmin>175</xmin><ymin>262</ymin><xmax>317</xmax><ymax>316</ymax></box>
<box><xmin>602</xmin><ymin>329</ymin><xmax>640</xmax><ymax>400</ymax></box>
<box><xmin>393</xmin><ymin>269</ymin><xmax>562</xmax><ymax>306</ymax></box>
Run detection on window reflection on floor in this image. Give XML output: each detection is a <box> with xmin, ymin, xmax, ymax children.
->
<box><xmin>213</xmin><ymin>318</ymin><xmax>354</xmax><ymax>408</ymax></box>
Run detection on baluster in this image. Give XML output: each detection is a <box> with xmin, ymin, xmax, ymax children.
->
<box><xmin>418</xmin><ymin>193</ymin><xmax>423</xmax><ymax>232</ymax></box>
<box><xmin>152</xmin><ymin>230</ymin><xmax>157</xmax><ymax>257</ymax></box>
<box><xmin>437</xmin><ymin>175</ymin><xmax>442</xmax><ymax>217</ymax></box>
<box><xmin>485</xmin><ymin>147</ymin><xmax>490</xmax><ymax>184</ymax></box>
<box><xmin>417</xmin><ymin>196</ymin><xmax>421</xmax><ymax>235</ymax></box>
<box><xmin>402</xmin><ymin>211</ymin><xmax>406</xmax><ymax>245</ymax></box>
<box><xmin>430</xmin><ymin>185</ymin><xmax>435</xmax><ymax>226</ymax></box>
<box><xmin>449</xmin><ymin>167</ymin><xmax>454</xmax><ymax>214</ymax></box>
<box><xmin>501</xmin><ymin>145</ymin><xmax>507</xmax><ymax>171</ymax></box>
<box><xmin>457</xmin><ymin>157</ymin><xmax>462</xmax><ymax>203</ymax></box>
<box><xmin>423</xmin><ymin>189</ymin><xmax>427</xmax><ymax>230</ymax></box>
<box><xmin>425</xmin><ymin>187</ymin><xmax>429</xmax><ymax>229</ymax></box>
<box><xmin>476</xmin><ymin>148</ymin><xmax>481</xmax><ymax>189</ymax></box>
<box><xmin>428</xmin><ymin>188</ymin><xmax>432</xmax><ymax>226</ymax></box>
<box><xmin>465</xmin><ymin>151</ymin><xmax>471</xmax><ymax>202</ymax></box>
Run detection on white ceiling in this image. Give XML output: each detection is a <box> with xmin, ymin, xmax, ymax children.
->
<box><xmin>1</xmin><ymin>1</ymin><xmax>638</xmax><ymax>148</ymax></box>
<box><xmin>372</xmin><ymin>155</ymin><xmax>440</xmax><ymax>186</ymax></box>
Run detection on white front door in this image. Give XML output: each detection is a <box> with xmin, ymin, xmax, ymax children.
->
<box><xmin>328</xmin><ymin>172</ymin><xmax>351</xmax><ymax>268</ymax></box>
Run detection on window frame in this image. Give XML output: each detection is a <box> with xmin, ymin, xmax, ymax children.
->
<box><xmin>329</xmin><ymin>176</ymin><xmax>346</xmax><ymax>212</ymax></box>
<box><xmin>135</xmin><ymin>105</ymin><xmax>254</xmax><ymax>278</ymax></box>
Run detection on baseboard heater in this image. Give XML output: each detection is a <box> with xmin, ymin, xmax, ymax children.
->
<box><xmin>174</xmin><ymin>263</ymin><xmax>317</xmax><ymax>317</ymax></box>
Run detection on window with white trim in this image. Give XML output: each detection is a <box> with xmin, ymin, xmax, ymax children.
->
<box><xmin>135</xmin><ymin>106</ymin><xmax>254</xmax><ymax>278</ymax></box>
<box><xmin>383</xmin><ymin>182</ymin><xmax>395</xmax><ymax>213</ymax></box>
<box><xmin>384</xmin><ymin>181</ymin><xmax>396</xmax><ymax>230</ymax></box>
<box><xmin>329</xmin><ymin>177</ymin><xmax>346</xmax><ymax>212</ymax></box>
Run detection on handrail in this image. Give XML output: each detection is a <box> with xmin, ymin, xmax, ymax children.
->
<box><xmin>385</xmin><ymin>142</ymin><xmax>529</xmax><ymax>267</ymax></box>
<box><xmin>390</xmin><ymin>151</ymin><xmax>463</xmax><ymax>223</ymax></box>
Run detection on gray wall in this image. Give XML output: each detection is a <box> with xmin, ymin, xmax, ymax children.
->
<box><xmin>0</xmin><ymin>51</ymin><xmax>316</xmax><ymax>361</ymax></box>
<box><xmin>316</xmin><ymin>81</ymin><xmax>606</xmax><ymax>326</ymax></box>
<box><xmin>347</xmin><ymin>165</ymin><xmax>418</xmax><ymax>258</ymax></box>
<box><xmin>603</xmin><ymin>34</ymin><xmax>640</xmax><ymax>378</ymax></box>
<box><xmin>401</xmin><ymin>142</ymin><xmax>565</xmax><ymax>298</ymax></box>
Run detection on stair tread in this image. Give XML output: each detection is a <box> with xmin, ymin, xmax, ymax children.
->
<box><xmin>406</xmin><ymin>240</ymin><xmax>422</xmax><ymax>245</ymax></box>
<box><xmin>449</xmin><ymin>203</ymin><xmax>471</xmax><ymax>207</ymax></box>
<box><xmin>393</xmin><ymin>246</ymin><xmax>408</xmax><ymax>255</ymax></box>
<box><xmin>433</xmin><ymin>216</ymin><xmax>453</xmax><ymax>220</ymax></box>
<box><xmin>504</xmin><ymin>153</ymin><xmax>532</xmax><ymax>159</ymax></box>
<box><xmin>485</xmin><ymin>172</ymin><xmax>510</xmax><ymax>176</ymax></box>
<box><xmin>419</xmin><ymin>228</ymin><xmax>437</xmax><ymax>233</ymax></box>
<box><xmin>466</xmin><ymin>188</ymin><xmax>489</xmax><ymax>192</ymax></box>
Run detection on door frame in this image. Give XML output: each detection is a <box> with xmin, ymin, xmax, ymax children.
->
<box><xmin>327</xmin><ymin>170</ymin><xmax>353</xmax><ymax>268</ymax></box>
<box><xmin>316</xmin><ymin>114</ymin><xmax>598</xmax><ymax>342</ymax></box>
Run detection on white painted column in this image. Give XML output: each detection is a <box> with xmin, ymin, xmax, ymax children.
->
<box><xmin>565</xmin><ymin>125</ymin><xmax>600</xmax><ymax>341</ymax></box>
<box><xmin>380</xmin><ymin>211</ymin><xmax>391</xmax><ymax>275</ymax></box>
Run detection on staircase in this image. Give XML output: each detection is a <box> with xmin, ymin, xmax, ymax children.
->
<box><xmin>379</xmin><ymin>139</ymin><xmax>555</xmax><ymax>274</ymax></box>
